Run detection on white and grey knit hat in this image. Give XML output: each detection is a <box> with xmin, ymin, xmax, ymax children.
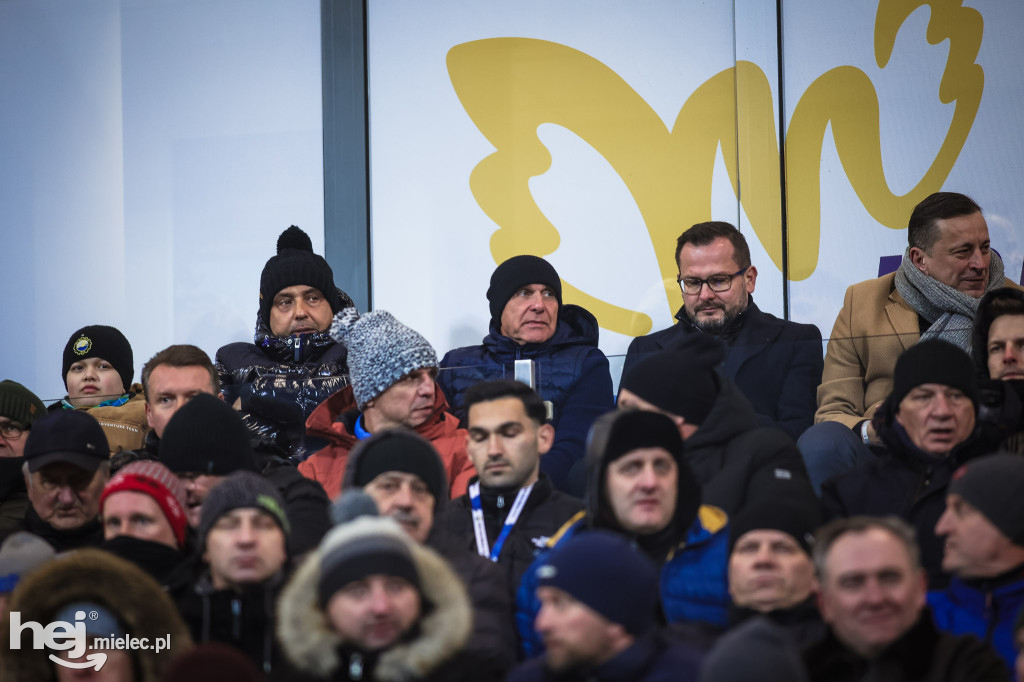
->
<box><xmin>330</xmin><ymin>309</ymin><xmax>438</xmax><ymax>409</ymax></box>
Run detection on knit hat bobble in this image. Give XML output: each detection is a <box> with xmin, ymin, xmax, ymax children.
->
<box><xmin>330</xmin><ymin>308</ymin><xmax>438</xmax><ymax>410</ymax></box>
<box><xmin>486</xmin><ymin>255</ymin><xmax>563</xmax><ymax>326</ymax></box>
<box><xmin>0</xmin><ymin>380</ymin><xmax>46</xmax><ymax>426</ymax></box>
<box><xmin>159</xmin><ymin>393</ymin><xmax>257</xmax><ymax>475</ymax></box>
<box><xmin>259</xmin><ymin>225</ymin><xmax>340</xmax><ymax>327</ymax></box>
<box><xmin>950</xmin><ymin>453</ymin><xmax>1024</xmax><ymax>547</ymax></box>
<box><xmin>62</xmin><ymin>325</ymin><xmax>134</xmax><ymax>393</ymax></box>
<box><xmin>536</xmin><ymin>530</ymin><xmax>659</xmax><ymax>635</ymax></box>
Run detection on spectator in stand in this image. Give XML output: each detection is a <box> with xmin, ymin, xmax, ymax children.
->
<box><xmin>440</xmin><ymin>380</ymin><xmax>583</xmax><ymax>598</ymax></box>
<box><xmin>160</xmin><ymin>392</ymin><xmax>330</xmax><ymax>556</ymax></box>
<box><xmin>617</xmin><ymin>334</ymin><xmax>812</xmax><ymax>517</ymax></box>
<box><xmin>217</xmin><ymin>225</ymin><xmax>356</xmax><ymax>461</ymax></box>
<box><xmin>821</xmin><ymin>340</ymin><xmax>1006</xmax><ymax>587</ymax></box>
<box><xmin>20</xmin><ymin>410</ymin><xmax>110</xmax><ymax>551</ymax></box>
<box><xmin>508</xmin><ymin>531</ymin><xmax>702</xmax><ymax>682</ymax></box>
<box><xmin>623</xmin><ymin>221</ymin><xmax>823</xmax><ymax>440</ymax></box>
<box><xmin>277</xmin><ymin>515</ymin><xmax>479</xmax><ymax>681</ymax></box>
<box><xmin>971</xmin><ymin>287</ymin><xmax>1024</xmax><ymax>455</ymax></box>
<box><xmin>805</xmin><ymin>515</ymin><xmax>1009</xmax><ymax>682</ymax></box>
<box><xmin>800</xmin><ymin>192</ymin><xmax>1021</xmax><ymax>491</ymax></box>
<box><xmin>301</xmin><ymin>309</ymin><xmax>475</xmax><ymax>501</ymax></box>
<box><xmin>56</xmin><ymin>324</ymin><xmax>148</xmax><ymax>454</ymax></box>
<box><xmin>337</xmin><ymin>431</ymin><xmax>517</xmax><ymax>676</ymax></box>
<box><xmin>0</xmin><ymin>532</ymin><xmax>54</xmax><ymax>617</ymax></box>
<box><xmin>438</xmin><ymin>255</ymin><xmax>614</xmax><ymax>494</ymax></box>
<box><xmin>0</xmin><ymin>381</ymin><xmax>46</xmax><ymax>541</ymax></box>
<box><xmin>1</xmin><ymin>548</ymin><xmax>192</xmax><ymax>681</ymax></box>
<box><xmin>175</xmin><ymin>471</ymin><xmax>291</xmax><ymax>675</ymax></box>
<box><xmin>516</xmin><ymin>410</ymin><xmax>730</xmax><ymax>657</ymax></box>
<box><xmin>929</xmin><ymin>454</ymin><xmax>1024</xmax><ymax>673</ymax></box>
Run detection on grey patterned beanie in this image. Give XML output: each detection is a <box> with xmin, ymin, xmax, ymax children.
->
<box><xmin>329</xmin><ymin>309</ymin><xmax>438</xmax><ymax>410</ymax></box>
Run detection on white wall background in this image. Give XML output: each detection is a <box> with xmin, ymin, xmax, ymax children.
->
<box><xmin>0</xmin><ymin>0</ymin><xmax>324</xmax><ymax>403</ymax></box>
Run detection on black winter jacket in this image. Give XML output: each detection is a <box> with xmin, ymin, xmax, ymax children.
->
<box><xmin>439</xmin><ymin>474</ymin><xmax>584</xmax><ymax>599</ymax></box>
<box><xmin>216</xmin><ymin>290</ymin><xmax>354</xmax><ymax>461</ymax></box>
<box><xmin>683</xmin><ymin>375</ymin><xmax>815</xmax><ymax>518</ymax></box>
<box><xmin>804</xmin><ymin>609</ymin><xmax>1009</xmax><ymax>682</ymax></box>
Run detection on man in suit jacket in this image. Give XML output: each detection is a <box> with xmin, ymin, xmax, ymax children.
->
<box><xmin>800</xmin><ymin>192</ymin><xmax>1021</xmax><ymax>491</ymax></box>
<box><xmin>623</xmin><ymin>221</ymin><xmax>823</xmax><ymax>441</ymax></box>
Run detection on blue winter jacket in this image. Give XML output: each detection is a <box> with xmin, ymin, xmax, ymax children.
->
<box><xmin>928</xmin><ymin>575</ymin><xmax>1024</xmax><ymax>674</ymax></box>
<box><xmin>438</xmin><ymin>304</ymin><xmax>614</xmax><ymax>492</ymax></box>
<box><xmin>515</xmin><ymin>506</ymin><xmax>731</xmax><ymax>658</ymax></box>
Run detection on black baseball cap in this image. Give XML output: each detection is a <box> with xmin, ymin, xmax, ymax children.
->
<box><xmin>23</xmin><ymin>410</ymin><xmax>109</xmax><ymax>473</ymax></box>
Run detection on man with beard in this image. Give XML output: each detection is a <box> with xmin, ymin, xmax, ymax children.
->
<box><xmin>216</xmin><ymin>225</ymin><xmax>356</xmax><ymax>460</ymax></box>
<box><xmin>623</xmin><ymin>221</ymin><xmax>823</xmax><ymax>441</ymax></box>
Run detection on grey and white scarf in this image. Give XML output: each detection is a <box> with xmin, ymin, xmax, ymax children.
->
<box><xmin>894</xmin><ymin>246</ymin><xmax>1005</xmax><ymax>352</ymax></box>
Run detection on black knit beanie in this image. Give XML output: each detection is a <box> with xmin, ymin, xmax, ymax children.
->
<box><xmin>62</xmin><ymin>325</ymin><xmax>134</xmax><ymax>392</ymax></box>
<box><xmin>159</xmin><ymin>393</ymin><xmax>257</xmax><ymax>475</ymax></box>
<box><xmin>485</xmin><ymin>255</ymin><xmax>562</xmax><ymax>327</ymax></box>
<box><xmin>259</xmin><ymin>226</ymin><xmax>340</xmax><ymax>327</ymax></box>
<box><xmin>728</xmin><ymin>494</ymin><xmax>824</xmax><ymax>556</ymax></box>
<box><xmin>890</xmin><ymin>339</ymin><xmax>978</xmax><ymax>408</ymax></box>
<box><xmin>0</xmin><ymin>381</ymin><xmax>46</xmax><ymax>426</ymax></box>
<box><xmin>950</xmin><ymin>453</ymin><xmax>1024</xmax><ymax>547</ymax></box>
<box><xmin>197</xmin><ymin>471</ymin><xmax>290</xmax><ymax>552</ymax></box>
<box><xmin>619</xmin><ymin>334</ymin><xmax>725</xmax><ymax>426</ymax></box>
<box><xmin>536</xmin><ymin>530</ymin><xmax>659</xmax><ymax>635</ymax></box>
<box><xmin>586</xmin><ymin>410</ymin><xmax>702</xmax><ymax>534</ymax></box>
<box><xmin>349</xmin><ymin>431</ymin><xmax>448</xmax><ymax>502</ymax></box>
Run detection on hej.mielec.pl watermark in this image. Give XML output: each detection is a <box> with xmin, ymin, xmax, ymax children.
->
<box><xmin>9</xmin><ymin>609</ymin><xmax>171</xmax><ymax>671</ymax></box>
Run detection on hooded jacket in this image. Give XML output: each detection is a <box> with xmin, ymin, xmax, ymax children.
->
<box><xmin>680</xmin><ymin>374</ymin><xmax>814</xmax><ymax>517</ymax></box>
<box><xmin>515</xmin><ymin>411</ymin><xmax>731</xmax><ymax>657</ymax></box>
<box><xmin>277</xmin><ymin>517</ymin><xmax>476</xmax><ymax>681</ymax></box>
<box><xmin>437</xmin><ymin>304</ymin><xmax>614</xmax><ymax>492</ymax></box>
<box><xmin>0</xmin><ymin>548</ymin><xmax>193</xmax><ymax>681</ymax></box>
<box><xmin>970</xmin><ymin>286</ymin><xmax>1024</xmax><ymax>455</ymax></box>
<box><xmin>300</xmin><ymin>385</ymin><xmax>475</xmax><ymax>501</ymax></box>
<box><xmin>339</xmin><ymin>435</ymin><xmax>518</xmax><ymax>675</ymax></box>
<box><xmin>820</xmin><ymin>393</ymin><xmax>1005</xmax><ymax>587</ymax></box>
<box><xmin>216</xmin><ymin>289</ymin><xmax>355</xmax><ymax>461</ymax></box>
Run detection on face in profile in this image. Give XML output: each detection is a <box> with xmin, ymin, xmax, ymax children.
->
<box><xmin>364</xmin><ymin>368</ymin><xmax>437</xmax><ymax>431</ymax></box>
<box><xmin>326</xmin><ymin>575</ymin><xmax>421</xmax><ymax>651</ymax></box>
<box><xmin>535</xmin><ymin>586</ymin><xmax>622</xmax><ymax>672</ymax></box>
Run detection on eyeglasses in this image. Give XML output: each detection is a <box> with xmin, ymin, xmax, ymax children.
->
<box><xmin>678</xmin><ymin>266</ymin><xmax>750</xmax><ymax>295</ymax></box>
<box><xmin>0</xmin><ymin>424</ymin><xmax>25</xmax><ymax>440</ymax></box>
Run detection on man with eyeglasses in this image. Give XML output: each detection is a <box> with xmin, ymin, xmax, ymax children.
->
<box><xmin>0</xmin><ymin>381</ymin><xmax>47</xmax><ymax>541</ymax></box>
<box><xmin>623</xmin><ymin>221</ymin><xmax>823</xmax><ymax>441</ymax></box>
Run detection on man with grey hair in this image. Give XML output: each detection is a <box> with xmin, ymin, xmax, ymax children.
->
<box><xmin>300</xmin><ymin>309</ymin><xmax>476</xmax><ymax>500</ymax></box>
<box><xmin>804</xmin><ymin>515</ymin><xmax>1008</xmax><ymax>682</ymax></box>
<box><xmin>20</xmin><ymin>411</ymin><xmax>111</xmax><ymax>551</ymax></box>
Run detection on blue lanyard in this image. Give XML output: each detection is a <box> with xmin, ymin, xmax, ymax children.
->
<box><xmin>469</xmin><ymin>481</ymin><xmax>535</xmax><ymax>562</ymax></box>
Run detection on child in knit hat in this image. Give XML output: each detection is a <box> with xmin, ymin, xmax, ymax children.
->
<box><xmin>58</xmin><ymin>324</ymin><xmax>148</xmax><ymax>454</ymax></box>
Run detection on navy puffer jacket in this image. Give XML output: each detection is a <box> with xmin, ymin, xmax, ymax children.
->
<box><xmin>437</xmin><ymin>304</ymin><xmax>614</xmax><ymax>492</ymax></box>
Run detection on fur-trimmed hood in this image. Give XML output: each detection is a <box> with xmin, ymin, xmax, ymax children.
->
<box><xmin>0</xmin><ymin>548</ymin><xmax>193</xmax><ymax>682</ymax></box>
<box><xmin>277</xmin><ymin>516</ymin><xmax>472</xmax><ymax>681</ymax></box>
